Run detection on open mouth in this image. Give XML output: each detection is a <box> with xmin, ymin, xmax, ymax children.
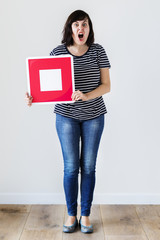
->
<box><xmin>78</xmin><ymin>33</ymin><xmax>84</xmax><ymax>39</ymax></box>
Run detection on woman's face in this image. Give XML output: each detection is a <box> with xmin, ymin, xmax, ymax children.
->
<box><xmin>71</xmin><ymin>18</ymin><xmax>90</xmax><ymax>46</ymax></box>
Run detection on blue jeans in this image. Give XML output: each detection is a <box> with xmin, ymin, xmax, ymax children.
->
<box><xmin>55</xmin><ymin>113</ymin><xmax>104</xmax><ymax>216</ymax></box>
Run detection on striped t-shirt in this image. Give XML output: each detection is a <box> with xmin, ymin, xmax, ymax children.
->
<box><xmin>49</xmin><ymin>43</ymin><xmax>111</xmax><ymax>120</ymax></box>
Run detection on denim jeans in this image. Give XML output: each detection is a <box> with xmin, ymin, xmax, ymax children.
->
<box><xmin>55</xmin><ymin>113</ymin><xmax>104</xmax><ymax>216</ymax></box>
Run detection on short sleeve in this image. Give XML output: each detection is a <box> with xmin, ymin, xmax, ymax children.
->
<box><xmin>49</xmin><ymin>49</ymin><xmax>55</xmax><ymax>56</ymax></box>
<box><xmin>97</xmin><ymin>44</ymin><xmax>111</xmax><ymax>69</ymax></box>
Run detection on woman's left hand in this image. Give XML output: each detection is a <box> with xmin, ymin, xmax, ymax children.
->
<box><xmin>71</xmin><ymin>90</ymin><xmax>88</xmax><ymax>101</ymax></box>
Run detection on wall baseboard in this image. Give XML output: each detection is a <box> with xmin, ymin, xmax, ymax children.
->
<box><xmin>0</xmin><ymin>193</ymin><xmax>160</xmax><ymax>204</ymax></box>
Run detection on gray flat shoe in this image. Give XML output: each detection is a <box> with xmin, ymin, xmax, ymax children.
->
<box><xmin>63</xmin><ymin>217</ymin><xmax>78</xmax><ymax>233</ymax></box>
<box><xmin>79</xmin><ymin>216</ymin><xmax>93</xmax><ymax>233</ymax></box>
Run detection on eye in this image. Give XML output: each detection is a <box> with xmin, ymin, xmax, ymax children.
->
<box><xmin>74</xmin><ymin>23</ymin><xmax>79</xmax><ymax>27</ymax></box>
<box><xmin>83</xmin><ymin>23</ymin><xmax>88</xmax><ymax>27</ymax></box>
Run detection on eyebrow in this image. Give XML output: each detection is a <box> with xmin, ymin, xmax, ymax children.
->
<box><xmin>75</xmin><ymin>19</ymin><xmax>88</xmax><ymax>23</ymax></box>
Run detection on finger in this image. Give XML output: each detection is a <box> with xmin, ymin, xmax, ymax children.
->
<box><xmin>27</xmin><ymin>102</ymin><xmax>32</xmax><ymax>106</ymax></box>
<box><xmin>75</xmin><ymin>96</ymin><xmax>79</xmax><ymax>100</ymax></box>
<box><xmin>25</xmin><ymin>92</ymin><xmax>33</xmax><ymax>100</ymax></box>
<box><xmin>25</xmin><ymin>92</ymin><xmax>29</xmax><ymax>97</ymax></box>
<box><xmin>26</xmin><ymin>98</ymin><xmax>32</xmax><ymax>103</ymax></box>
<box><xmin>72</xmin><ymin>93</ymin><xmax>77</xmax><ymax>100</ymax></box>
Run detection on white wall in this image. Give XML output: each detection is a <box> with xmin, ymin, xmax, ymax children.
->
<box><xmin>0</xmin><ymin>0</ymin><xmax>160</xmax><ymax>204</ymax></box>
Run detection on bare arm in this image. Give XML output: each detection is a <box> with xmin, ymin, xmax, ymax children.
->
<box><xmin>71</xmin><ymin>68</ymin><xmax>111</xmax><ymax>101</ymax></box>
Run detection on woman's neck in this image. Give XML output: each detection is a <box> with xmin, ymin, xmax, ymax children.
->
<box><xmin>67</xmin><ymin>44</ymin><xmax>89</xmax><ymax>56</ymax></box>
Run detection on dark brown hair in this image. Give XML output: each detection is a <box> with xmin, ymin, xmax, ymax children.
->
<box><xmin>61</xmin><ymin>10</ymin><xmax>94</xmax><ymax>47</ymax></box>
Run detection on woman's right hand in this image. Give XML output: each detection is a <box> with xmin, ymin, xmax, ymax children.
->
<box><xmin>25</xmin><ymin>92</ymin><xmax>33</xmax><ymax>107</ymax></box>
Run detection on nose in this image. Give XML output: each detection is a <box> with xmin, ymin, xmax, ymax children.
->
<box><xmin>78</xmin><ymin>24</ymin><xmax>84</xmax><ymax>31</ymax></box>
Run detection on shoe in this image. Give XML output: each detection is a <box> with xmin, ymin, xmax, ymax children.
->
<box><xmin>63</xmin><ymin>217</ymin><xmax>78</xmax><ymax>233</ymax></box>
<box><xmin>79</xmin><ymin>216</ymin><xmax>93</xmax><ymax>233</ymax></box>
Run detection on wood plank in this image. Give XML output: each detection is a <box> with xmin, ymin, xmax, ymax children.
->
<box><xmin>63</xmin><ymin>204</ymin><xmax>105</xmax><ymax>240</ymax></box>
<box><xmin>106</xmin><ymin>235</ymin><xmax>147</xmax><ymax>240</ymax></box>
<box><xmin>135</xmin><ymin>205</ymin><xmax>160</xmax><ymax>240</ymax></box>
<box><xmin>100</xmin><ymin>205</ymin><xmax>147</xmax><ymax>239</ymax></box>
<box><xmin>136</xmin><ymin>204</ymin><xmax>159</xmax><ymax>218</ymax></box>
<box><xmin>20</xmin><ymin>204</ymin><xmax>65</xmax><ymax>240</ymax></box>
<box><xmin>0</xmin><ymin>210</ymin><xmax>28</xmax><ymax>240</ymax></box>
<box><xmin>0</xmin><ymin>204</ymin><xmax>31</xmax><ymax>213</ymax></box>
<box><xmin>152</xmin><ymin>205</ymin><xmax>160</xmax><ymax>217</ymax></box>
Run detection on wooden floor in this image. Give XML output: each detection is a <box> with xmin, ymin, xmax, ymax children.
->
<box><xmin>0</xmin><ymin>204</ymin><xmax>160</xmax><ymax>240</ymax></box>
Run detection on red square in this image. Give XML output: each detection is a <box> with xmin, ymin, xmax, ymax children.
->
<box><xmin>26</xmin><ymin>55</ymin><xmax>75</xmax><ymax>104</ymax></box>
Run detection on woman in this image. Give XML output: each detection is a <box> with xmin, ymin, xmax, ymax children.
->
<box><xmin>25</xmin><ymin>9</ymin><xmax>111</xmax><ymax>233</ymax></box>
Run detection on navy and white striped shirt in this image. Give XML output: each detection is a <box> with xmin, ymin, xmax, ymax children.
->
<box><xmin>49</xmin><ymin>43</ymin><xmax>111</xmax><ymax>120</ymax></box>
